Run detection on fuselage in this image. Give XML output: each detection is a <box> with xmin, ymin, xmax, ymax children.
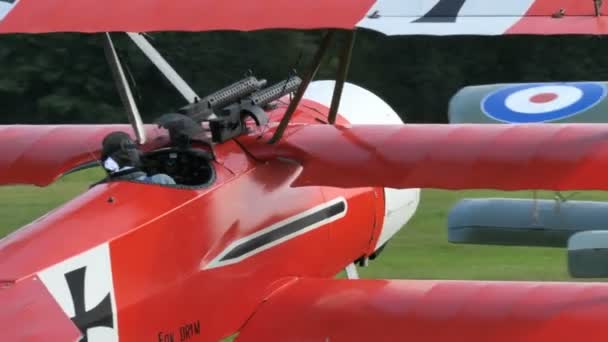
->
<box><xmin>0</xmin><ymin>82</ymin><xmax>419</xmax><ymax>341</ymax></box>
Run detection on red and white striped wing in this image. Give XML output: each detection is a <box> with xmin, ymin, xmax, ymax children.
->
<box><xmin>238</xmin><ymin>123</ymin><xmax>608</xmax><ymax>191</ymax></box>
<box><xmin>0</xmin><ymin>0</ymin><xmax>606</xmax><ymax>35</ymax></box>
<box><xmin>358</xmin><ymin>0</ymin><xmax>608</xmax><ymax>35</ymax></box>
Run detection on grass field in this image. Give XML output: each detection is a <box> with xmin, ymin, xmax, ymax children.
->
<box><xmin>2</xmin><ymin>168</ymin><xmax>606</xmax><ymax>281</ymax></box>
<box><xmin>360</xmin><ymin>189</ymin><xmax>608</xmax><ymax>281</ymax></box>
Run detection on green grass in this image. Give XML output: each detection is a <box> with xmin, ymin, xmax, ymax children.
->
<box><xmin>1</xmin><ymin>169</ymin><xmax>606</xmax><ymax>282</ymax></box>
<box><xmin>360</xmin><ymin>189</ymin><xmax>608</xmax><ymax>281</ymax></box>
<box><xmin>0</xmin><ymin>168</ymin><xmax>104</xmax><ymax>238</ymax></box>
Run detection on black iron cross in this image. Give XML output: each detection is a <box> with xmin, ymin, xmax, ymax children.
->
<box><xmin>414</xmin><ymin>0</ymin><xmax>467</xmax><ymax>23</ymax></box>
<box><xmin>65</xmin><ymin>267</ymin><xmax>114</xmax><ymax>342</ymax></box>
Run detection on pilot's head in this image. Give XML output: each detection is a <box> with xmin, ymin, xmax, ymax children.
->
<box><xmin>101</xmin><ymin>131</ymin><xmax>141</xmax><ymax>173</ymax></box>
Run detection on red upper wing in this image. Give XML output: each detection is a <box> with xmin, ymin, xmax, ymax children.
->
<box><xmin>0</xmin><ymin>125</ymin><xmax>168</xmax><ymax>187</ymax></box>
<box><xmin>239</xmin><ymin>123</ymin><xmax>608</xmax><ymax>191</ymax></box>
<box><xmin>0</xmin><ymin>0</ymin><xmax>375</xmax><ymax>33</ymax></box>
<box><xmin>237</xmin><ymin>278</ymin><xmax>608</xmax><ymax>341</ymax></box>
<box><xmin>0</xmin><ymin>0</ymin><xmax>607</xmax><ymax>35</ymax></box>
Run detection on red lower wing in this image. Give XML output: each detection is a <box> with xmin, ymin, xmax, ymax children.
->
<box><xmin>240</xmin><ymin>124</ymin><xmax>608</xmax><ymax>190</ymax></box>
<box><xmin>0</xmin><ymin>276</ymin><xmax>81</xmax><ymax>341</ymax></box>
<box><xmin>237</xmin><ymin>278</ymin><xmax>608</xmax><ymax>341</ymax></box>
<box><xmin>0</xmin><ymin>125</ymin><xmax>167</xmax><ymax>186</ymax></box>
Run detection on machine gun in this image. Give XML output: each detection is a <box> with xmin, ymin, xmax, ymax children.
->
<box><xmin>168</xmin><ymin>74</ymin><xmax>301</xmax><ymax>144</ymax></box>
<box><xmin>179</xmin><ymin>76</ymin><xmax>267</xmax><ymax>121</ymax></box>
<box><xmin>208</xmin><ymin>76</ymin><xmax>302</xmax><ymax>143</ymax></box>
<box><xmin>249</xmin><ymin>76</ymin><xmax>303</xmax><ymax>108</ymax></box>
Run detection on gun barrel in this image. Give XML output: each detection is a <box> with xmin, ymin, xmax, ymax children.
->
<box><xmin>184</xmin><ymin>76</ymin><xmax>266</xmax><ymax>118</ymax></box>
<box><xmin>250</xmin><ymin>76</ymin><xmax>302</xmax><ymax>107</ymax></box>
<box><xmin>205</xmin><ymin>76</ymin><xmax>267</xmax><ymax>109</ymax></box>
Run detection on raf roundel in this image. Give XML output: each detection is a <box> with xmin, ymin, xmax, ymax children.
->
<box><xmin>481</xmin><ymin>82</ymin><xmax>607</xmax><ymax>123</ymax></box>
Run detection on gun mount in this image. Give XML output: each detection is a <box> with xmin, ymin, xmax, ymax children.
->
<box><xmin>209</xmin><ymin>76</ymin><xmax>302</xmax><ymax>143</ymax></box>
<box><xmin>158</xmin><ymin>75</ymin><xmax>301</xmax><ymax>145</ymax></box>
<box><xmin>173</xmin><ymin>75</ymin><xmax>302</xmax><ymax>144</ymax></box>
<box><xmin>214</xmin><ymin>76</ymin><xmax>301</xmax><ymax>132</ymax></box>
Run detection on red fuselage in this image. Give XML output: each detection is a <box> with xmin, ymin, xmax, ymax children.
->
<box><xmin>4</xmin><ymin>82</ymin><xmax>608</xmax><ymax>342</ymax></box>
<box><xmin>0</xmin><ymin>95</ymin><xmax>408</xmax><ymax>341</ymax></box>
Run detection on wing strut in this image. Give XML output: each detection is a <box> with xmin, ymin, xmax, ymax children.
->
<box><xmin>102</xmin><ymin>33</ymin><xmax>147</xmax><ymax>144</ymax></box>
<box><xmin>268</xmin><ymin>31</ymin><xmax>335</xmax><ymax>144</ymax></box>
<box><xmin>595</xmin><ymin>0</ymin><xmax>603</xmax><ymax>16</ymax></box>
<box><xmin>345</xmin><ymin>263</ymin><xmax>359</xmax><ymax>279</ymax></box>
<box><xmin>328</xmin><ymin>30</ymin><xmax>356</xmax><ymax>124</ymax></box>
<box><xmin>269</xmin><ymin>29</ymin><xmax>357</xmax><ymax>142</ymax></box>
<box><xmin>126</xmin><ymin>32</ymin><xmax>200</xmax><ymax>104</ymax></box>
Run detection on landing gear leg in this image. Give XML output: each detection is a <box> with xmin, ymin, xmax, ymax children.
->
<box><xmin>345</xmin><ymin>263</ymin><xmax>359</xmax><ymax>279</ymax></box>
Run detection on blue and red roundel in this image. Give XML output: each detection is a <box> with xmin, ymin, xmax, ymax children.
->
<box><xmin>481</xmin><ymin>82</ymin><xmax>607</xmax><ymax>123</ymax></box>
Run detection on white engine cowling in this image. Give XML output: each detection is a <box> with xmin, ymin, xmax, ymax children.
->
<box><xmin>304</xmin><ymin>81</ymin><xmax>420</xmax><ymax>251</ymax></box>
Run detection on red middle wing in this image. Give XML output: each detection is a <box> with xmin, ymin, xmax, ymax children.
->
<box><xmin>239</xmin><ymin>123</ymin><xmax>608</xmax><ymax>191</ymax></box>
<box><xmin>0</xmin><ymin>125</ymin><xmax>168</xmax><ymax>187</ymax></box>
<box><xmin>237</xmin><ymin>278</ymin><xmax>608</xmax><ymax>341</ymax></box>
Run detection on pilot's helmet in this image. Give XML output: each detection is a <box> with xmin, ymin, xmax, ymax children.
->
<box><xmin>101</xmin><ymin>131</ymin><xmax>141</xmax><ymax>173</ymax></box>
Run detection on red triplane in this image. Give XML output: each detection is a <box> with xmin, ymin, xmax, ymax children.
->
<box><xmin>3</xmin><ymin>0</ymin><xmax>608</xmax><ymax>341</ymax></box>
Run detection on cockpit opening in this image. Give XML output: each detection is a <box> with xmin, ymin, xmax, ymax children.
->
<box><xmin>140</xmin><ymin>147</ymin><xmax>214</xmax><ymax>187</ymax></box>
<box><xmin>96</xmin><ymin>126</ymin><xmax>215</xmax><ymax>188</ymax></box>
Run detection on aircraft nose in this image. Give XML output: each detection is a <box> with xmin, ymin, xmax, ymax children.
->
<box><xmin>0</xmin><ymin>275</ymin><xmax>81</xmax><ymax>341</ymax></box>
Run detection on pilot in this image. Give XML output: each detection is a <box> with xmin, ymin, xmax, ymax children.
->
<box><xmin>100</xmin><ymin>131</ymin><xmax>176</xmax><ymax>185</ymax></box>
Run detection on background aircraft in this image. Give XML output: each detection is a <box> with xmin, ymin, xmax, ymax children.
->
<box><xmin>3</xmin><ymin>0</ymin><xmax>608</xmax><ymax>341</ymax></box>
<box><xmin>448</xmin><ymin>80</ymin><xmax>608</xmax><ymax>277</ymax></box>
<box><xmin>450</xmin><ymin>81</ymin><xmax>608</xmax><ymax>124</ymax></box>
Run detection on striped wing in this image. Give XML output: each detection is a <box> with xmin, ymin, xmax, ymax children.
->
<box><xmin>358</xmin><ymin>0</ymin><xmax>608</xmax><ymax>35</ymax></box>
<box><xmin>0</xmin><ymin>0</ymin><xmax>607</xmax><ymax>35</ymax></box>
